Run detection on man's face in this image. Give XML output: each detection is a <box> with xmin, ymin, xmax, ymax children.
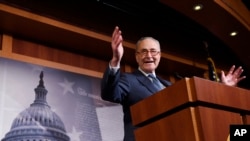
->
<box><xmin>135</xmin><ymin>38</ymin><xmax>161</xmax><ymax>73</ymax></box>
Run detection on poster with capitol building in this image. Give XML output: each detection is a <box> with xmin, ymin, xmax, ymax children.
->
<box><xmin>0</xmin><ymin>57</ymin><xmax>124</xmax><ymax>141</ymax></box>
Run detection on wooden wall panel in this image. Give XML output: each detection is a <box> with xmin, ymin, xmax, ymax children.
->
<box><xmin>0</xmin><ymin>33</ymin><xmax>144</xmax><ymax>80</ymax></box>
<box><xmin>0</xmin><ymin>34</ymin><xmax>2</xmax><ymax>50</ymax></box>
<box><xmin>0</xmin><ymin>34</ymin><xmax>106</xmax><ymax>78</ymax></box>
<box><xmin>215</xmin><ymin>0</ymin><xmax>250</xmax><ymax>30</ymax></box>
<box><xmin>12</xmin><ymin>38</ymin><xmax>108</xmax><ymax>73</ymax></box>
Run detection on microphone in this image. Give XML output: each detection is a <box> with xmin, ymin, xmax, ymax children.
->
<box><xmin>174</xmin><ymin>72</ymin><xmax>183</xmax><ymax>80</ymax></box>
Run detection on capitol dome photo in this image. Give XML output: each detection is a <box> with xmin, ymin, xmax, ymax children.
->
<box><xmin>1</xmin><ymin>72</ymin><xmax>70</xmax><ymax>141</ymax></box>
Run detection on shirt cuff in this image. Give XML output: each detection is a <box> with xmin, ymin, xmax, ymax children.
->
<box><xmin>109</xmin><ymin>63</ymin><xmax>120</xmax><ymax>75</ymax></box>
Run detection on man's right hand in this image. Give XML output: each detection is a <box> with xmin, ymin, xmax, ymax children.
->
<box><xmin>110</xmin><ymin>26</ymin><xmax>124</xmax><ymax>67</ymax></box>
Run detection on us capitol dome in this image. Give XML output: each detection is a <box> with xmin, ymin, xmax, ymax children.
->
<box><xmin>1</xmin><ymin>72</ymin><xmax>70</xmax><ymax>141</ymax></box>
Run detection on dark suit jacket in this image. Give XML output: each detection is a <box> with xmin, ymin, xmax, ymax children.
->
<box><xmin>101</xmin><ymin>67</ymin><xmax>172</xmax><ymax>141</ymax></box>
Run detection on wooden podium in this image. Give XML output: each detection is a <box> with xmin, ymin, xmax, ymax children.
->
<box><xmin>130</xmin><ymin>77</ymin><xmax>250</xmax><ymax>141</ymax></box>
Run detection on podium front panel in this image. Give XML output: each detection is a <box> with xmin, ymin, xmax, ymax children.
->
<box><xmin>134</xmin><ymin>107</ymin><xmax>199</xmax><ymax>141</ymax></box>
<box><xmin>198</xmin><ymin>106</ymin><xmax>242</xmax><ymax>141</ymax></box>
<box><xmin>134</xmin><ymin>106</ymin><xmax>243</xmax><ymax>141</ymax></box>
<box><xmin>131</xmin><ymin>77</ymin><xmax>250</xmax><ymax>141</ymax></box>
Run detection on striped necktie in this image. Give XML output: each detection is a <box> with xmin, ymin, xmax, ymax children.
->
<box><xmin>148</xmin><ymin>74</ymin><xmax>164</xmax><ymax>91</ymax></box>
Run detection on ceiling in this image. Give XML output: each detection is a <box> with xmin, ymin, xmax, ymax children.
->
<box><xmin>0</xmin><ymin>0</ymin><xmax>249</xmax><ymax>88</ymax></box>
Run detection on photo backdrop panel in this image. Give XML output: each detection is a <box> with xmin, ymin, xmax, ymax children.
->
<box><xmin>0</xmin><ymin>57</ymin><xmax>123</xmax><ymax>141</ymax></box>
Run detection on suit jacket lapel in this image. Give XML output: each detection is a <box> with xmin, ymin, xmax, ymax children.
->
<box><xmin>134</xmin><ymin>70</ymin><xmax>160</xmax><ymax>94</ymax></box>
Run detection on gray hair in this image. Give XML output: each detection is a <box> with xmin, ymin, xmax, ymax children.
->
<box><xmin>135</xmin><ymin>37</ymin><xmax>161</xmax><ymax>52</ymax></box>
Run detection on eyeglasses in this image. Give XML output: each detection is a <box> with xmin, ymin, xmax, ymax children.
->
<box><xmin>136</xmin><ymin>50</ymin><xmax>160</xmax><ymax>56</ymax></box>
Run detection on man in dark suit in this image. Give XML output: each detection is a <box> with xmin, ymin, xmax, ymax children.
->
<box><xmin>101</xmin><ymin>26</ymin><xmax>246</xmax><ymax>141</ymax></box>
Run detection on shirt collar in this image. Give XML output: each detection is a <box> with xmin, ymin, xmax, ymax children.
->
<box><xmin>138</xmin><ymin>67</ymin><xmax>156</xmax><ymax>77</ymax></box>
